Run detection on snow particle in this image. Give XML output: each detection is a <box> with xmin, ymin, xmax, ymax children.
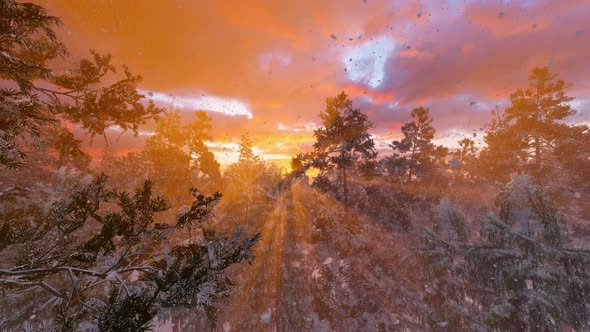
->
<box><xmin>260</xmin><ymin>308</ymin><xmax>272</xmax><ymax>323</ymax></box>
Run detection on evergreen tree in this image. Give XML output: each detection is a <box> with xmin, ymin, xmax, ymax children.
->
<box><xmin>311</xmin><ymin>92</ymin><xmax>376</xmax><ymax>206</ymax></box>
<box><xmin>143</xmin><ymin>110</ymin><xmax>221</xmax><ymax>190</ymax></box>
<box><xmin>0</xmin><ymin>0</ymin><xmax>162</xmax><ymax>169</ymax></box>
<box><xmin>187</xmin><ymin>112</ymin><xmax>221</xmax><ymax>179</ymax></box>
<box><xmin>290</xmin><ymin>154</ymin><xmax>305</xmax><ymax>175</ymax></box>
<box><xmin>0</xmin><ymin>175</ymin><xmax>260</xmax><ymax>330</ymax></box>
<box><xmin>44</xmin><ymin>127</ymin><xmax>91</xmax><ymax>169</ymax></box>
<box><xmin>415</xmin><ymin>176</ymin><xmax>590</xmax><ymax>331</ymax></box>
<box><xmin>238</xmin><ymin>134</ymin><xmax>260</xmax><ymax>163</ymax></box>
<box><xmin>503</xmin><ymin>67</ymin><xmax>574</xmax><ymax>176</ymax></box>
<box><xmin>448</xmin><ymin>137</ymin><xmax>478</xmax><ymax>183</ymax></box>
<box><xmin>477</xmin><ymin>107</ymin><xmax>529</xmax><ymax>182</ymax></box>
<box><xmin>553</xmin><ymin>124</ymin><xmax>590</xmax><ymax>191</ymax></box>
<box><xmin>414</xmin><ymin>231</ymin><xmax>486</xmax><ymax>331</ymax></box>
<box><xmin>144</xmin><ymin>111</ymin><xmax>194</xmax><ymax>196</ymax></box>
<box><xmin>432</xmin><ymin>198</ymin><xmax>468</xmax><ymax>243</ymax></box>
<box><xmin>224</xmin><ymin>134</ymin><xmax>282</xmax><ymax>223</ymax></box>
<box><xmin>385</xmin><ymin>106</ymin><xmax>447</xmax><ymax>183</ymax></box>
<box><xmin>100</xmin><ymin>147</ymin><xmax>152</xmax><ymax>191</ymax></box>
<box><xmin>452</xmin><ymin>137</ymin><xmax>475</xmax><ymax>168</ymax></box>
<box><xmin>99</xmin><ymin>110</ymin><xmax>220</xmax><ymax>198</ymax></box>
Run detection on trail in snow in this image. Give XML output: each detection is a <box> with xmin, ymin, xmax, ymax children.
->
<box><xmin>159</xmin><ymin>182</ymin><xmax>425</xmax><ymax>331</ymax></box>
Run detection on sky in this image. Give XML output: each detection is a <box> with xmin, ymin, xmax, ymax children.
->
<box><xmin>37</xmin><ymin>0</ymin><xmax>590</xmax><ymax>169</ymax></box>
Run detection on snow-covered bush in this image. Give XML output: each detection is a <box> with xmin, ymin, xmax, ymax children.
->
<box><xmin>432</xmin><ymin>198</ymin><xmax>468</xmax><ymax>242</ymax></box>
<box><xmin>495</xmin><ymin>174</ymin><xmax>566</xmax><ymax>246</ymax></box>
<box><xmin>0</xmin><ymin>175</ymin><xmax>259</xmax><ymax>330</ymax></box>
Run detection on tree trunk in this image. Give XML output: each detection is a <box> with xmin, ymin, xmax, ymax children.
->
<box><xmin>408</xmin><ymin>134</ymin><xmax>417</xmax><ymax>183</ymax></box>
<box><xmin>534</xmin><ymin>91</ymin><xmax>541</xmax><ymax>174</ymax></box>
<box><xmin>342</xmin><ymin>165</ymin><xmax>348</xmax><ymax>220</ymax></box>
<box><xmin>535</xmin><ymin>135</ymin><xmax>541</xmax><ymax>172</ymax></box>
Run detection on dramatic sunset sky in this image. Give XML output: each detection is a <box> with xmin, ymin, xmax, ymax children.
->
<box><xmin>37</xmin><ymin>0</ymin><xmax>590</xmax><ymax>168</ymax></box>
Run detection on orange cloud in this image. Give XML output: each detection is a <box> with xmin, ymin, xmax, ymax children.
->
<box><xmin>35</xmin><ymin>0</ymin><xmax>590</xmax><ymax>167</ymax></box>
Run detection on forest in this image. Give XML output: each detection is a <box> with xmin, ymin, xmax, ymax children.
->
<box><xmin>1</xmin><ymin>0</ymin><xmax>590</xmax><ymax>331</ymax></box>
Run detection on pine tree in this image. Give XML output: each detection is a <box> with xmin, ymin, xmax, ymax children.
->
<box><xmin>432</xmin><ymin>198</ymin><xmax>468</xmax><ymax>243</ymax></box>
<box><xmin>414</xmin><ymin>231</ymin><xmax>486</xmax><ymax>331</ymax></box>
<box><xmin>238</xmin><ymin>134</ymin><xmax>260</xmax><ymax>163</ymax></box>
<box><xmin>186</xmin><ymin>112</ymin><xmax>221</xmax><ymax>179</ymax></box>
<box><xmin>477</xmin><ymin>107</ymin><xmax>529</xmax><ymax>182</ymax></box>
<box><xmin>0</xmin><ymin>0</ymin><xmax>162</xmax><ymax>169</ymax></box>
<box><xmin>311</xmin><ymin>92</ymin><xmax>376</xmax><ymax>207</ymax></box>
<box><xmin>100</xmin><ymin>147</ymin><xmax>152</xmax><ymax>191</ymax></box>
<box><xmin>415</xmin><ymin>176</ymin><xmax>590</xmax><ymax>331</ymax></box>
<box><xmin>143</xmin><ymin>110</ymin><xmax>221</xmax><ymax>195</ymax></box>
<box><xmin>553</xmin><ymin>124</ymin><xmax>590</xmax><ymax>191</ymax></box>
<box><xmin>220</xmin><ymin>134</ymin><xmax>282</xmax><ymax>227</ymax></box>
<box><xmin>447</xmin><ymin>137</ymin><xmax>478</xmax><ymax>183</ymax></box>
<box><xmin>385</xmin><ymin>106</ymin><xmax>447</xmax><ymax>183</ymax></box>
<box><xmin>0</xmin><ymin>175</ymin><xmax>260</xmax><ymax>330</ymax></box>
<box><xmin>453</xmin><ymin>137</ymin><xmax>475</xmax><ymax>167</ymax></box>
<box><xmin>144</xmin><ymin>111</ymin><xmax>194</xmax><ymax>196</ymax></box>
<box><xmin>503</xmin><ymin>67</ymin><xmax>575</xmax><ymax>176</ymax></box>
<box><xmin>45</xmin><ymin>127</ymin><xmax>91</xmax><ymax>169</ymax></box>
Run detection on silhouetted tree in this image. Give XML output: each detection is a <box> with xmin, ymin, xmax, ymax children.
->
<box><xmin>290</xmin><ymin>154</ymin><xmax>305</xmax><ymax>174</ymax></box>
<box><xmin>224</xmin><ymin>146</ymin><xmax>281</xmax><ymax>225</ymax></box>
<box><xmin>238</xmin><ymin>134</ymin><xmax>260</xmax><ymax>163</ymax></box>
<box><xmin>454</xmin><ymin>138</ymin><xmax>476</xmax><ymax>166</ymax></box>
<box><xmin>45</xmin><ymin>127</ymin><xmax>91</xmax><ymax>169</ymax></box>
<box><xmin>448</xmin><ymin>137</ymin><xmax>477</xmax><ymax>181</ymax></box>
<box><xmin>0</xmin><ymin>0</ymin><xmax>162</xmax><ymax>168</ymax></box>
<box><xmin>385</xmin><ymin>106</ymin><xmax>447</xmax><ymax>183</ymax></box>
<box><xmin>311</xmin><ymin>92</ymin><xmax>376</xmax><ymax>207</ymax></box>
<box><xmin>503</xmin><ymin>67</ymin><xmax>575</xmax><ymax>176</ymax></box>
<box><xmin>143</xmin><ymin>110</ymin><xmax>220</xmax><ymax>192</ymax></box>
<box><xmin>477</xmin><ymin>107</ymin><xmax>529</xmax><ymax>182</ymax></box>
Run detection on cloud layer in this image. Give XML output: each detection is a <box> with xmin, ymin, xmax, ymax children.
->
<box><xmin>39</xmin><ymin>0</ymin><xmax>590</xmax><ymax>167</ymax></box>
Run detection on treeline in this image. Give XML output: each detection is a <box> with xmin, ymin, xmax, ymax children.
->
<box><xmin>292</xmin><ymin>66</ymin><xmax>589</xmax><ymax>194</ymax></box>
